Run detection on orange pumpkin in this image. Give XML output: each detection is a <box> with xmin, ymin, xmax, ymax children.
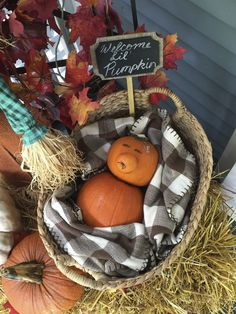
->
<box><xmin>77</xmin><ymin>172</ymin><xmax>144</xmax><ymax>227</ymax></box>
<box><xmin>2</xmin><ymin>232</ymin><xmax>85</xmax><ymax>314</ymax></box>
<box><xmin>107</xmin><ymin>136</ymin><xmax>158</xmax><ymax>186</ymax></box>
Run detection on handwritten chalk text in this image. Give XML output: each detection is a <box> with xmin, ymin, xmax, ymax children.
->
<box><xmin>92</xmin><ymin>33</ymin><xmax>162</xmax><ymax>78</ymax></box>
<box><xmin>100</xmin><ymin>41</ymin><xmax>151</xmax><ymax>54</ymax></box>
<box><xmin>104</xmin><ymin>58</ymin><xmax>157</xmax><ymax>77</ymax></box>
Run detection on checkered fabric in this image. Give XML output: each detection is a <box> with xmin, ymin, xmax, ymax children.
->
<box><xmin>0</xmin><ymin>77</ymin><xmax>47</xmax><ymax>145</ymax></box>
<box><xmin>44</xmin><ymin>110</ymin><xmax>196</xmax><ymax>278</ymax></box>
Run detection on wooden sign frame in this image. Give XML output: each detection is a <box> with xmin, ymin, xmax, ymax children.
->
<box><xmin>90</xmin><ymin>32</ymin><xmax>163</xmax><ymax>80</ymax></box>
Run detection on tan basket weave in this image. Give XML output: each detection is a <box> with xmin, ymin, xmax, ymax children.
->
<box><xmin>37</xmin><ymin>87</ymin><xmax>213</xmax><ymax>290</ymax></box>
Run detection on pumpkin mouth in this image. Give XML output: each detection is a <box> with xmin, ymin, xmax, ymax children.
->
<box><xmin>116</xmin><ymin>153</ymin><xmax>138</xmax><ymax>173</ymax></box>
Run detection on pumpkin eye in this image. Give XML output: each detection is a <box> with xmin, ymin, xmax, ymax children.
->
<box><xmin>134</xmin><ymin>149</ymin><xmax>142</xmax><ymax>154</ymax></box>
<box><xmin>122</xmin><ymin>144</ymin><xmax>130</xmax><ymax>147</ymax></box>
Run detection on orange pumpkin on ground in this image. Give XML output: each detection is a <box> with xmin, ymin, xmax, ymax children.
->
<box><xmin>2</xmin><ymin>232</ymin><xmax>85</xmax><ymax>314</ymax></box>
<box><xmin>77</xmin><ymin>172</ymin><xmax>144</xmax><ymax>227</ymax></box>
<box><xmin>107</xmin><ymin>136</ymin><xmax>159</xmax><ymax>186</ymax></box>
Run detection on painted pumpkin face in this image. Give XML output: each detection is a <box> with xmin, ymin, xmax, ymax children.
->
<box><xmin>107</xmin><ymin>136</ymin><xmax>158</xmax><ymax>186</ymax></box>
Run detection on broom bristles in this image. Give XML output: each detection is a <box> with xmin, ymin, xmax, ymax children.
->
<box><xmin>21</xmin><ymin>129</ymin><xmax>85</xmax><ymax>191</ymax></box>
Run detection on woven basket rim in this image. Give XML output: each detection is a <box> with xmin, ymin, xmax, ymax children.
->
<box><xmin>37</xmin><ymin>87</ymin><xmax>213</xmax><ymax>290</ymax></box>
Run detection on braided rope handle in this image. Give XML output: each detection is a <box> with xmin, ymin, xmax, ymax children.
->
<box><xmin>134</xmin><ymin>87</ymin><xmax>185</xmax><ymax>111</ymax></box>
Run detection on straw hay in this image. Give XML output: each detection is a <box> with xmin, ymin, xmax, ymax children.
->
<box><xmin>0</xmin><ymin>285</ymin><xmax>7</xmax><ymax>314</ymax></box>
<box><xmin>21</xmin><ymin>129</ymin><xmax>85</xmax><ymax>191</ymax></box>
<box><xmin>68</xmin><ymin>181</ymin><xmax>236</xmax><ymax>314</ymax></box>
<box><xmin>0</xmin><ymin>181</ymin><xmax>235</xmax><ymax>314</ymax></box>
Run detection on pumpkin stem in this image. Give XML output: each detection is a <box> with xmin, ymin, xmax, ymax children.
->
<box><xmin>0</xmin><ymin>261</ymin><xmax>45</xmax><ymax>284</ymax></box>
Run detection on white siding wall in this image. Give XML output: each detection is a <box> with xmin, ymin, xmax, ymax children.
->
<box><xmin>113</xmin><ymin>0</ymin><xmax>236</xmax><ymax>160</ymax></box>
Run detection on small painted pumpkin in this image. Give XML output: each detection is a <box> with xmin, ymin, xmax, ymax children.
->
<box><xmin>77</xmin><ymin>172</ymin><xmax>144</xmax><ymax>227</ymax></box>
<box><xmin>107</xmin><ymin>136</ymin><xmax>158</xmax><ymax>186</ymax></box>
<box><xmin>2</xmin><ymin>232</ymin><xmax>85</xmax><ymax>314</ymax></box>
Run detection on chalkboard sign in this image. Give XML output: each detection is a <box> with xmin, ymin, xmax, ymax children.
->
<box><xmin>90</xmin><ymin>32</ymin><xmax>163</xmax><ymax>80</ymax></box>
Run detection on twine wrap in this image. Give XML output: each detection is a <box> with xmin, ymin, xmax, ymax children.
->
<box><xmin>0</xmin><ymin>77</ymin><xmax>47</xmax><ymax>145</ymax></box>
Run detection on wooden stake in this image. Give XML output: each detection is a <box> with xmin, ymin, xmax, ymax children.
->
<box><xmin>126</xmin><ymin>76</ymin><xmax>135</xmax><ymax>116</ymax></box>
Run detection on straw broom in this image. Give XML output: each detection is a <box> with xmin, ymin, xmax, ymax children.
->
<box><xmin>0</xmin><ymin>77</ymin><xmax>84</xmax><ymax>191</ymax></box>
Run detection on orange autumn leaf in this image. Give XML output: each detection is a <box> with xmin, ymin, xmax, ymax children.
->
<box><xmin>79</xmin><ymin>0</ymin><xmax>98</xmax><ymax>7</ymax></box>
<box><xmin>163</xmin><ymin>33</ymin><xmax>187</xmax><ymax>69</ymax></box>
<box><xmin>25</xmin><ymin>49</ymin><xmax>54</xmax><ymax>94</ymax></box>
<box><xmin>68</xmin><ymin>88</ymin><xmax>100</xmax><ymax>125</ymax></box>
<box><xmin>166</xmin><ymin>33</ymin><xmax>178</xmax><ymax>45</ymax></box>
<box><xmin>65</xmin><ymin>50</ymin><xmax>91</xmax><ymax>86</ymax></box>
<box><xmin>54</xmin><ymin>84</ymin><xmax>73</xmax><ymax>96</ymax></box>
<box><xmin>55</xmin><ymin>50</ymin><xmax>91</xmax><ymax>97</ymax></box>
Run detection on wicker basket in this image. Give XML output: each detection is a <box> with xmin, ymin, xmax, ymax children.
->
<box><xmin>37</xmin><ymin>87</ymin><xmax>213</xmax><ymax>290</ymax></box>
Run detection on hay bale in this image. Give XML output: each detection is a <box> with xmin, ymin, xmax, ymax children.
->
<box><xmin>1</xmin><ymin>181</ymin><xmax>235</xmax><ymax>314</ymax></box>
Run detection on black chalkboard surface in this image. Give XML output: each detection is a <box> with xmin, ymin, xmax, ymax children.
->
<box><xmin>90</xmin><ymin>32</ymin><xmax>163</xmax><ymax>80</ymax></box>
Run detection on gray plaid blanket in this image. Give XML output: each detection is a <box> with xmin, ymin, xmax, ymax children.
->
<box><xmin>44</xmin><ymin>110</ymin><xmax>196</xmax><ymax>279</ymax></box>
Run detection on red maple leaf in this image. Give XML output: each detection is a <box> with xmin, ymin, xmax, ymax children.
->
<box><xmin>48</xmin><ymin>15</ymin><xmax>61</xmax><ymax>35</ymax></box>
<box><xmin>139</xmin><ymin>70</ymin><xmax>168</xmax><ymax>105</ymax></box>
<box><xmin>106</xmin><ymin>4</ymin><xmax>123</xmax><ymax>34</ymax></box>
<box><xmin>55</xmin><ymin>50</ymin><xmax>92</xmax><ymax>97</ymax></box>
<box><xmin>139</xmin><ymin>70</ymin><xmax>167</xmax><ymax>89</ymax></box>
<box><xmin>68</xmin><ymin>88</ymin><xmax>100</xmax><ymax>126</ymax></box>
<box><xmin>163</xmin><ymin>34</ymin><xmax>187</xmax><ymax>69</ymax></box>
<box><xmin>17</xmin><ymin>0</ymin><xmax>58</xmax><ymax>21</ymax></box>
<box><xmin>8</xmin><ymin>80</ymin><xmax>36</xmax><ymax>105</ymax></box>
<box><xmin>134</xmin><ymin>24</ymin><xmax>146</xmax><ymax>33</ymax></box>
<box><xmin>149</xmin><ymin>93</ymin><xmax>167</xmax><ymax>105</ymax></box>
<box><xmin>25</xmin><ymin>49</ymin><xmax>53</xmax><ymax>94</ymax></box>
<box><xmin>67</xmin><ymin>8</ymin><xmax>107</xmax><ymax>60</ymax></box>
<box><xmin>76</xmin><ymin>49</ymin><xmax>89</xmax><ymax>62</ymax></box>
<box><xmin>8</xmin><ymin>11</ymin><xmax>24</xmax><ymax>37</ymax></box>
<box><xmin>5</xmin><ymin>21</ymin><xmax>48</xmax><ymax>62</ymax></box>
<box><xmin>95</xmin><ymin>0</ymin><xmax>123</xmax><ymax>34</ymax></box>
<box><xmin>125</xmin><ymin>24</ymin><xmax>146</xmax><ymax>35</ymax></box>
